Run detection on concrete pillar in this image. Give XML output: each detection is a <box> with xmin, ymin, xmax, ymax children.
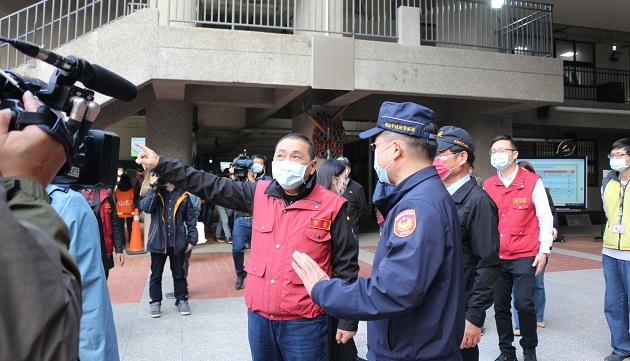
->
<box><xmin>295</xmin><ymin>0</ymin><xmax>344</xmax><ymax>36</ymax></box>
<box><xmin>397</xmin><ymin>6</ymin><xmax>421</xmax><ymax>46</ymax></box>
<box><xmin>443</xmin><ymin>101</ymin><xmax>513</xmax><ymax>181</ymax></box>
<box><xmin>145</xmin><ymin>100</ymin><xmax>194</xmax><ymax>165</ymax></box>
<box><xmin>151</xmin><ymin>0</ymin><xmax>196</xmax><ymax>27</ymax></box>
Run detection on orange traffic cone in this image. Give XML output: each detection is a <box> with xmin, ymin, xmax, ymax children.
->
<box><xmin>126</xmin><ymin>208</ymin><xmax>146</xmax><ymax>254</ymax></box>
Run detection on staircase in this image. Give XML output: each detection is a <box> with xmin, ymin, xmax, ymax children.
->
<box><xmin>0</xmin><ymin>0</ymin><xmax>150</xmax><ymax>69</ymax></box>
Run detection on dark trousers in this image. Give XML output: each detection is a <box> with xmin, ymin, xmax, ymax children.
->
<box><xmin>184</xmin><ymin>248</ymin><xmax>191</xmax><ymax>279</ymax></box>
<box><xmin>232</xmin><ymin>217</ymin><xmax>252</xmax><ymax>278</ymax></box>
<box><xmin>202</xmin><ymin>202</ymin><xmax>214</xmax><ymax>230</ymax></box>
<box><xmin>149</xmin><ymin>247</ymin><xmax>187</xmax><ymax>303</ymax></box>
<box><xmin>124</xmin><ymin>217</ymin><xmax>133</xmax><ymax>243</ymax></box>
<box><xmin>461</xmin><ymin>345</ymin><xmax>479</xmax><ymax>361</ymax></box>
<box><xmin>494</xmin><ymin>257</ymin><xmax>537</xmax><ymax>355</ymax></box>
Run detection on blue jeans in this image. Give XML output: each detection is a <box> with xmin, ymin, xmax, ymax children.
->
<box><xmin>248</xmin><ymin>310</ymin><xmax>327</xmax><ymax>361</ymax></box>
<box><xmin>232</xmin><ymin>217</ymin><xmax>252</xmax><ymax>278</ymax></box>
<box><xmin>215</xmin><ymin>205</ymin><xmax>231</xmax><ymax>239</ymax></box>
<box><xmin>514</xmin><ymin>257</ymin><xmax>548</xmax><ymax>328</ymax></box>
<box><xmin>603</xmin><ymin>254</ymin><xmax>630</xmax><ymax>357</ymax></box>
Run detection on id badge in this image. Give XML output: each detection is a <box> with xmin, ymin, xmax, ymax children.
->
<box><xmin>613</xmin><ymin>223</ymin><xmax>626</xmax><ymax>234</ymax></box>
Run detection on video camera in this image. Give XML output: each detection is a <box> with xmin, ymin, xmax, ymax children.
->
<box><xmin>231</xmin><ymin>151</ymin><xmax>253</xmax><ymax>178</ymax></box>
<box><xmin>0</xmin><ymin>37</ymin><xmax>138</xmax><ymax>188</ymax></box>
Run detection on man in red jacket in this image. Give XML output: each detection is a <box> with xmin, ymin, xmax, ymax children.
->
<box><xmin>135</xmin><ymin>134</ymin><xmax>359</xmax><ymax>361</ymax></box>
<box><xmin>483</xmin><ymin>135</ymin><xmax>553</xmax><ymax>361</ymax></box>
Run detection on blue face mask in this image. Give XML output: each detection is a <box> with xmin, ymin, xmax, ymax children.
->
<box><xmin>252</xmin><ymin>164</ymin><xmax>264</xmax><ymax>174</ymax></box>
<box><xmin>374</xmin><ymin>142</ymin><xmax>395</xmax><ymax>185</ymax></box>
<box><xmin>490</xmin><ymin>153</ymin><xmax>511</xmax><ymax>171</ymax></box>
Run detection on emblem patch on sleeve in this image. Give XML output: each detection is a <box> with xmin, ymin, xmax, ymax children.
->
<box><xmin>310</xmin><ymin>218</ymin><xmax>331</xmax><ymax>230</ymax></box>
<box><xmin>394</xmin><ymin>210</ymin><xmax>416</xmax><ymax>237</ymax></box>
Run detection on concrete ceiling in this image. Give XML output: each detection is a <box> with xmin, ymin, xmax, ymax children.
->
<box><xmin>549</xmin><ymin>0</ymin><xmax>630</xmax><ymax>33</ymax></box>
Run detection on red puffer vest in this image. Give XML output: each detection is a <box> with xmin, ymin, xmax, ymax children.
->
<box><xmin>244</xmin><ymin>180</ymin><xmax>346</xmax><ymax>320</ymax></box>
<box><xmin>484</xmin><ymin>169</ymin><xmax>540</xmax><ymax>260</ymax></box>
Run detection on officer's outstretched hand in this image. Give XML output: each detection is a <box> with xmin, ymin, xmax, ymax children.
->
<box><xmin>134</xmin><ymin>142</ymin><xmax>160</xmax><ymax>171</ymax></box>
<box><xmin>0</xmin><ymin>91</ymin><xmax>65</xmax><ymax>186</ymax></box>
<box><xmin>292</xmin><ymin>251</ymin><xmax>330</xmax><ymax>296</ymax></box>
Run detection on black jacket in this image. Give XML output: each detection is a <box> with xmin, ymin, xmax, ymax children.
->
<box><xmin>451</xmin><ymin>178</ymin><xmax>502</xmax><ymax>327</ymax></box>
<box><xmin>154</xmin><ymin>156</ymin><xmax>359</xmax><ymax>330</ymax></box>
<box><xmin>139</xmin><ymin>187</ymin><xmax>199</xmax><ymax>254</ymax></box>
<box><xmin>340</xmin><ymin>179</ymin><xmax>367</xmax><ymax>237</ymax></box>
<box><xmin>155</xmin><ymin>156</ymin><xmax>358</xmax><ymax>284</ymax></box>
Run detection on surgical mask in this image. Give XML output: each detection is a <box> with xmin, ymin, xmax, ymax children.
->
<box><xmin>611</xmin><ymin>158</ymin><xmax>629</xmax><ymax>172</ymax></box>
<box><xmin>272</xmin><ymin>160</ymin><xmax>311</xmax><ymax>189</ymax></box>
<box><xmin>433</xmin><ymin>153</ymin><xmax>460</xmax><ymax>181</ymax></box>
<box><xmin>252</xmin><ymin>164</ymin><xmax>264</xmax><ymax>174</ymax></box>
<box><xmin>490</xmin><ymin>153</ymin><xmax>511</xmax><ymax>171</ymax></box>
<box><xmin>374</xmin><ymin>142</ymin><xmax>395</xmax><ymax>185</ymax></box>
<box><xmin>433</xmin><ymin>159</ymin><xmax>460</xmax><ymax>181</ymax></box>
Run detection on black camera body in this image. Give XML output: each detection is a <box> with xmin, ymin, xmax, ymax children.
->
<box><xmin>232</xmin><ymin>153</ymin><xmax>253</xmax><ymax>178</ymax></box>
<box><xmin>150</xmin><ymin>174</ymin><xmax>170</xmax><ymax>189</ymax></box>
<box><xmin>0</xmin><ymin>69</ymin><xmax>120</xmax><ymax>189</ymax></box>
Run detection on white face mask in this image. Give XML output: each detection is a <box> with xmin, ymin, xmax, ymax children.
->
<box><xmin>611</xmin><ymin>158</ymin><xmax>629</xmax><ymax>172</ymax></box>
<box><xmin>374</xmin><ymin>142</ymin><xmax>395</xmax><ymax>185</ymax></box>
<box><xmin>272</xmin><ymin>160</ymin><xmax>312</xmax><ymax>190</ymax></box>
<box><xmin>490</xmin><ymin>153</ymin><xmax>511</xmax><ymax>171</ymax></box>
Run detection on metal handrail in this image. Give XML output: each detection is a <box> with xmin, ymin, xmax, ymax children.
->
<box><xmin>564</xmin><ymin>63</ymin><xmax>630</xmax><ymax>103</ymax></box>
<box><xmin>0</xmin><ymin>0</ymin><xmax>554</xmax><ymax>71</ymax></box>
<box><xmin>0</xmin><ymin>0</ymin><xmax>151</xmax><ymax>69</ymax></box>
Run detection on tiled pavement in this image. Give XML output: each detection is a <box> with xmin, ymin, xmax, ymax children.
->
<box><xmin>109</xmin><ymin>226</ymin><xmax>614</xmax><ymax>360</ymax></box>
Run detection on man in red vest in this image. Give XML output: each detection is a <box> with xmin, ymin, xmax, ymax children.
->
<box><xmin>483</xmin><ymin>135</ymin><xmax>553</xmax><ymax>361</ymax></box>
<box><xmin>134</xmin><ymin>134</ymin><xmax>359</xmax><ymax>361</ymax></box>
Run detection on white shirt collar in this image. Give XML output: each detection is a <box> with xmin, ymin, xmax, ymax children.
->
<box><xmin>497</xmin><ymin>164</ymin><xmax>519</xmax><ymax>187</ymax></box>
<box><xmin>447</xmin><ymin>174</ymin><xmax>471</xmax><ymax>195</ymax></box>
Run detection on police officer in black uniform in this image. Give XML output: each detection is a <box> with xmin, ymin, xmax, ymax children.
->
<box><xmin>435</xmin><ymin>126</ymin><xmax>502</xmax><ymax>361</ymax></box>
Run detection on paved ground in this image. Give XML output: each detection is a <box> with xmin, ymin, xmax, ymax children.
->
<box><xmin>109</xmin><ymin>225</ymin><xmax>612</xmax><ymax>361</ymax></box>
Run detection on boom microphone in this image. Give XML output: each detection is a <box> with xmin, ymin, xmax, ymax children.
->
<box><xmin>0</xmin><ymin>37</ymin><xmax>138</xmax><ymax>102</ymax></box>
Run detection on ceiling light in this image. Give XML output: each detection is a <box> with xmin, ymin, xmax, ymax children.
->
<box><xmin>491</xmin><ymin>0</ymin><xmax>505</xmax><ymax>9</ymax></box>
<box><xmin>560</xmin><ymin>51</ymin><xmax>575</xmax><ymax>57</ymax></box>
<box><xmin>555</xmin><ymin>106</ymin><xmax>630</xmax><ymax>116</ymax></box>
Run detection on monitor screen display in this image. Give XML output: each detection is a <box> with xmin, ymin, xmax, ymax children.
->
<box><xmin>517</xmin><ymin>157</ymin><xmax>587</xmax><ymax>209</ymax></box>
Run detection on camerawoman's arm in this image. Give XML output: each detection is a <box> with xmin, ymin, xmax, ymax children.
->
<box><xmin>0</xmin><ymin>91</ymin><xmax>82</xmax><ymax>360</ymax></box>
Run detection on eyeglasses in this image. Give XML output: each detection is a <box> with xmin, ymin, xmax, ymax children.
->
<box><xmin>435</xmin><ymin>151</ymin><xmax>461</xmax><ymax>160</ymax></box>
<box><xmin>370</xmin><ymin>140</ymin><xmax>392</xmax><ymax>152</ymax></box>
<box><xmin>489</xmin><ymin>148</ymin><xmax>516</xmax><ymax>156</ymax></box>
<box><xmin>608</xmin><ymin>153</ymin><xmax>630</xmax><ymax>159</ymax></box>
<box><xmin>334</xmin><ymin>176</ymin><xmax>349</xmax><ymax>186</ymax></box>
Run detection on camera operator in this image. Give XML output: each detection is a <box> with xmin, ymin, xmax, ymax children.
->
<box><xmin>230</xmin><ymin>154</ymin><xmax>272</xmax><ymax>290</ymax></box>
<box><xmin>0</xmin><ymin>91</ymin><xmax>81</xmax><ymax>361</ymax></box>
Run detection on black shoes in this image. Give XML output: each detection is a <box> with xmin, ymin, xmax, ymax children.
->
<box><xmin>494</xmin><ymin>353</ymin><xmax>518</xmax><ymax>361</ymax></box>
<box><xmin>523</xmin><ymin>349</ymin><xmax>537</xmax><ymax>361</ymax></box>
<box><xmin>235</xmin><ymin>276</ymin><xmax>245</xmax><ymax>290</ymax></box>
<box><xmin>605</xmin><ymin>352</ymin><xmax>630</xmax><ymax>361</ymax></box>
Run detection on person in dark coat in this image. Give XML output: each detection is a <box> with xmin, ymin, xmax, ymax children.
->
<box><xmin>435</xmin><ymin>126</ymin><xmax>502</xmax><ymax>361</ymax></box>
<box><xmin>293</xmin><ymin>101</ymin><xmax>466</xmax><ymax>361</ymax></box>
<box><xmin>336</xmin><ymin>157</ymin><xmax>367</xmax><ymax>240</ymax></box>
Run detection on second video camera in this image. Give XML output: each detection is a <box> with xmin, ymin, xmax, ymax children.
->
<box><xmin>232</xmin><ymin>152</ymin><xmax>253</xmax><ymax>178</ymax></box>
